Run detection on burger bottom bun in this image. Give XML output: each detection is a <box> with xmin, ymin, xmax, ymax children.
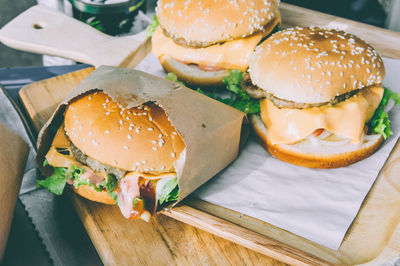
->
<box><xmin>159</xmin><ymin>55</ymin><xmax>230</xmax><ymax>87</ymax></box>
<box><xmin>250</xmin><ymin>115</ymin><xmax>384</xmax><ymax>169</ymax></box>
<box><xmin>72</xmin><ymin>185</ymin><xmax>115</xmax><ymax>205</ymax></box>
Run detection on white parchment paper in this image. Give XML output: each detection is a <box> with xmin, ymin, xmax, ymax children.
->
<box><xmin>136</xmin><ymin>54</ymin><xmax>400</xmax><ymax>250</ymax></box>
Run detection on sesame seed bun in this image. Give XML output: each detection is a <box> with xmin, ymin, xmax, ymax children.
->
<box><xmin>250</xmin><ymin>115</ymin><xmax>383</xmax><ymax>168</ymax></box>
<box><xmin>64</xmin><ymin>91</ymin><xmax>185</xmax><ymax>174</ymax></box>
<box><xmin>156</xmin><ymin>0</ymin><xmax>279</xmax><ymax>47</ymax></box>
<box><xmin>249</xmin><ymin>27</ymin><xmax>385</xmax><ymax>104</ymax></box>
<box><xmin>72</xmin><ymin>185</ymin><xmax>115</xmax><ymax>205</ymax></box>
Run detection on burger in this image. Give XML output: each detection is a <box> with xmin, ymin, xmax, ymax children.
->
<box><xmin>37</xmin><ymin>91</ymin><xmax>185</xmax><ymax>221</ymax></box>
<box><xmin>151</xmin><ymin>0</ymin><xmax>281</xmax><ymax>86</ymax></box>
<box><xmin>244</xmin><ymin>26</ymin><xmax>395</xmax><ymax>168</ymax></box>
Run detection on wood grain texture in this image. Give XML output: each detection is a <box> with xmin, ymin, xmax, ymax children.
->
<box><xmin>0</xmin><ymin>5</ymin><xmax>151</xmax><ymax>68</ymax></box>
<box><xmin>17</xmin><ymin>3</ymin><xmax>400</xmax><ymax>266</ymax></box>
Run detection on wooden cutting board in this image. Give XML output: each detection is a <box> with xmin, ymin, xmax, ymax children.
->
<box><xmin>18</xmin><ymin>3</ymin><xmax>400</xmax><ymax>266</ymax></box>
<box><xmin>0</xmin><ymin>5</ymin><xmax>151</xmax><ymax>69</ymax></box>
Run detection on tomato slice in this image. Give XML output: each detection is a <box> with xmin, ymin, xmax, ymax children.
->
<box><xmin>138</xmin><ymin>177</ymin><xmax>158</xmax><ymax>215</ymax></box>
<box><xmin>312</xmin><ymin>128</ymin><xmax>325</xmax><ymax>137</ymax></box>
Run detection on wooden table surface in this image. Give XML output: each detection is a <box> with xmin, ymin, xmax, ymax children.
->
<box><xmin>16</xmin><ymin>3</ymin><xmax>400</xmax><ymax>266</ymax></box>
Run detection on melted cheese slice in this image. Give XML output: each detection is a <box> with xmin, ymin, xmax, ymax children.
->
<box><xmin>261</xmin><ymin>86</ymin><xmax>384</xmax><ymax>145</ymax></box>
<box><xmin>152</xmin><ymin>27</ymin><xmax>267</xmax><ymax>71</ymax></box>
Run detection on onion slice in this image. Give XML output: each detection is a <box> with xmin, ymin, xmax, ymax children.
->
<box><xmin>316</xmin><ymin>130</ymin><xmax>333</xmax><ymax>140</ymax></box>
<box><xmin>319</xmin><ymin>138</ymin><xmax>350</xmax><ymax>146</ymax></box>
<box><xmin>384</xmin><ymin>98</ymin><xmax>395</xmax><ymax>113</ymax></box>
<box><xmin>364</xmin><ymin>134</ymin><xmax>382</xmax><ymax>141</ymax></box>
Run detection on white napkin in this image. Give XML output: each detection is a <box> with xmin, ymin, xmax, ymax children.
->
<box><xmin>136</xmin><ymin>54</ymin><xmax>400</xmax><ymax>250</ymax></box>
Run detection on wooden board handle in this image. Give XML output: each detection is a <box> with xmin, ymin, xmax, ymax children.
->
<box><xmin>0</xmin><ymin>5</ymin><xmax>148</xmax><ymax>67</ymax></box>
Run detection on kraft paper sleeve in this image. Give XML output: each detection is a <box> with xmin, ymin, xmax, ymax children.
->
<box><xmin>37</xmin><ymin>66</ymin><xmax>247</xmax><ymax>206</ymax></box>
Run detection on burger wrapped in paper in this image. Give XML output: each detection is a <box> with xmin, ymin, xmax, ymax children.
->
<box><xmin>245</xmin><ymin>27</ymin><xmax>399</xmax><ymax>168</ymax></box>
<box><xmin>36</xmin><ymin>66</ymin><xmax>246</xmax><ymax>221</ymax></box>
<box><xmin>149</xmin><ymin>0</ymin><xmax>281</xmax><ymax>86</ymax></box>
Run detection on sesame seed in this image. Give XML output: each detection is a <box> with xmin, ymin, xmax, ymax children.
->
<box><xmin>113</xmin><ymin>160</ymin><xmax>117</xmax><ymax>165</ymax></box>
<box><xmin>127</xmin><ymin>134</ymin><xmax>132</xmax><ymax>139</ymax></box>
<box><xmin>141</xmin><ymin>160</ymin><xmax>146</xmax><ymax>164</ymax></box>
<box><xmin>135</xmin><ymin>127</ymin><xmax>141</xmax><ymax>133</ymax></box>
<box><xmin>105</xmin><ymin>130</ymin><xmax>110</xmax><ymax>134</ymax></box>
<box><xmin>88</xmin><ymin>96</ymin><xmax>92</xmax><ymax>101</ymax></box>
<box><xmin>136</xmin><ymin>162</ymin><xmax>141</xmax><ymax>166</ymax></box>
<box><xmin>88</xmin><ymin>132</ymin><xmax>92</xmax><ymax>136</ymax></box>
<box><xmin>147</xmin><ymin>127</ymin><xmax>154</xmax><ymax>131</ymax></box>
<box><xmin>152</xmin><ymin>147</ymin><xmax>158</xmax><ymax>151</ymax></box>
<box><xmin>171</xmin><ymin>152</ymin><xmax>176</xmax><ymax>158</ymax></box>
<box><xmin>159</xmin><ymin>139</ymin><xmax>165</xmax><ymax>147</ymax></box>
<box><xmin>123</xmin><ymin>146</ymin><xmax>128</xmax><ymax>150</ymax></box>
<box><xmin>152</xmin><ymin>140</ymin><xmax>157</xmax><ymax>144</ymax></box>
<box><xmin>159</xmin><ymin>134</ymin><xmax>163</xmax><ymax>138</ymax></box>
<box><xmin>119</xmin><ymin>120</ymin><xmax>123</xmax><ymax>125</ymax></box>
<box><xmin>106</xmin><ymin>112</ymin><xmax>110</xmax><ymax>115</ymax></box>
<box><xmin>92</xmin><ymin>139</ymin><xmax>98</xmax><ymax>146</ymax></box>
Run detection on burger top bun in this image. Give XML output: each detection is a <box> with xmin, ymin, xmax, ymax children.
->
<box><xmin>64</xmin><ymin>91</ymin><xmax>185</xmax><ymax>174</ymax></box>
<box><xmin>249</xmin><ymin>27</ymin><xmax>386</xmax><ymax>104</ymax></box>
<box><xmin>156</xmin><ymin>0</ymin><xmax>279</xmax><ymax>47</ymax></box>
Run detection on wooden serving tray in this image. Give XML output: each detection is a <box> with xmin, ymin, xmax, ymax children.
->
<box><xmin>19</xmin><ymin>3</ymin><xmax>400</xmax><ymax>265</ymax></box>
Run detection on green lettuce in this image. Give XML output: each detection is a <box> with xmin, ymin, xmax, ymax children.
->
<box><xmin>166</xmin><ymin>70</ymin><xmax>259</xmax><ymax>114</ymax></box>
<box><xmin>146</xmin><ymin>15</ymin><xmax>159</xmax><ymax>38</ymax></box>
<box><xmin>104</xmin><ymin>174</ymin><xmax>118</xmax><ymax>201</ymax></box>
<box><xmin>38</xmin><ymin>164</ymin><xmax>118</xmax><ymax>201</ymax></box>
<box><xmin>156</xmin><ymin>177</ymin><xmax>179</xmax><ymax>206</ymax></box>
<box><xmin>221</xmin><ymin>70</ymin><xmax>260</xmax><ymax>114</ymax></box>
<box><xmin>197</xmin><ymin>70</ymin><xmax>260</xmax><ymax>114</ymax></box>
<box><xmin>70</xmin><ymin>166</ymin><xmax>87</xmax><ymax>189</ymax></box>
<box><xmin>166</xmin><ymin>72</ymin><xmax>185</xmax><ymax>86</ymax></box>
<box><xmin>37</xmin><ymin>167</ymin><xmax>68</xmax><ymax>195</ymax></box>
<box><xmin>367</xmin><ymin>87</ymin><xmax>400</xmax><ymax>139</ymax></box>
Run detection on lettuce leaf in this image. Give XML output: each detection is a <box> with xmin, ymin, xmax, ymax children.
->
<box><xmin>156</xmin><ymin>177</ymin><xmax>179</xmax><ymax>205</ymax></box>
<box><xmin>37</xmin><ymin>167</ymin><xmax>68</xmax><ymax>195</ymax></box>
<box><xmin>167</xmin><ymin>70</ymin><xmax>259</xmax><ymax>114</ymax></box>
<box><xmin>146</xmin><ymin>15</ymin><xmax>159</xmax><ymax>38</ymax></box>
<box><xmin>70</xmin><ymin>166</ymin><xmax>87</xmax><ymax>189</ymax></box>
<box><xmin>367</xmin><ymin>87</ymin><xmax>400</xmax><ymax>139</ymax></box>
<box><xmin>166</xmin><ymin>72</ymin><xmax>186</xmax><ymax>86</ymax></box>
<box><xmin>38</xmin><ymin>161</ymin><xmax>120</xmax><ymax>202</ymax></box>
<box><xmin>104</xmin><ymin>174</ymin><xmax>118</xmax><ymax>201</ymax></box>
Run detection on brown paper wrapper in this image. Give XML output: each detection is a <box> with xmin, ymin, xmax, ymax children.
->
<box><xmin>37</xmin><ymin>66</ymin><xmax>247</xmax><ymax>206</ymax></box>
<box><xmin>0</xmin><ymin>123</ymin><xmax>29</xmax><ymax>261</ymax></box>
